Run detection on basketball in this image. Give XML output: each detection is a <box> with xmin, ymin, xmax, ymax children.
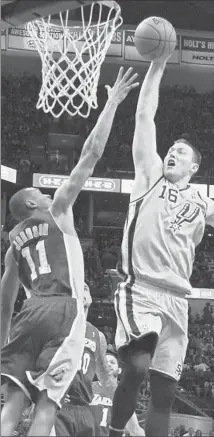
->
<box><xmin>134</xmin><ymin>16</ymin><xmax>177</xmax><ymax>61</ymax></box>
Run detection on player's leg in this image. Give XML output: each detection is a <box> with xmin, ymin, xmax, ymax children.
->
<box><xmin>1</xmin><ymin>384</ymin><xmax>30</xmax><ymax>436</ymax></box>
<box><xmin>55</xmin><ymin>406</ymin><xmax>95</xmax><ymax>437</ymax></box>
<box><xmin>145</xmin><ymin>371</ymin><xmax>176</xmax><ymax>436</ymax></box>
<box><xmin>110</xmin><ymin>287</ymin><xmax>162</xmax><ymax>437</ymax></box>
<box><xmin>55</xmin><ymin>408</ymin><xmax>76</xmax><ymax>436</ymax></box>
<box><xmin>146</xmin><ymin>294</ymin><xmax>188</xmax><ymax>436</ymax></box>
<box><xmin>27</xmin><ymin>390</ymin><xmax>57</xmax><ymax>436</ymax></box>
<box><xmin>25</xmin><ymin>296</ymin><xmax>85</xmax><ymax>435</ymax></box>
<box><xmin>109</xmin><ymin>335</ymin><xmax>157</xmax><ymax>437</ymax></box>
<box><xmin>1</xmin><ymin>303</ymin><xmax>37</xmax><ymax>436</ymax></box>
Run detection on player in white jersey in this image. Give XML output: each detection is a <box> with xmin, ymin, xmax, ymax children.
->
<box><xmin>1</xmin><ymin>67</ymin><xmax>139</xmax><ymax>437</ymax></box>
<box><xmin>109</xmin><ymin>57</ymin><xmax>214</xmax><ymax>437</ymax></box>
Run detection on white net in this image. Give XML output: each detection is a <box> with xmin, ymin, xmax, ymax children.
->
<box><xmin>27</xmin><ymin>0</ymin><xmax>122</xmax><ymax>118</ymax></box>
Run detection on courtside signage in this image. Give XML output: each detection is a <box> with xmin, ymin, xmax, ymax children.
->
<box><xmin>34</xmin><ymin>174</ymin><xmax>211</xmax><ymax>197</ymax></box>
<box><xmin>124</xmin><ymin>30</ymin><xmax>180</xmax><ymax>64</ymax></box>
<box><xmin>65</xmin><ymin>28</ymin><xmax>123</xmax><ymax>57</ymax></box>
<box><xmin>209</xmin><ymin>185</ymin><xmax>214</xmax><ymax>199</ymax></box>
<box><xmin>188</xmin><ymin>289</ymin><xmax>214</xmax><ymax>299</ymax></box>
<box><xmin>83</xmin><ymin>178</ymin><xmax>120</xmax><ymax>192</ymax></box>
<box><xmin>121</xmin><ymin>179</ymin><xmax>134</xmax><ymax>194</ymax></box>
<box><xmin>1</xmin><ymin>165</ymin><xmax>17</xmax><ymax>184</ymax></box>
<box><xmin>181</xmin><ymin>36</ymin><xmax>214</xmax><ymax>65</ymax></box>
<box><xmin>1</xmin><ymin>29</ymin><xmax>6</xmax><ymax>50</ymax></box>
<box><xmin>106</xmin><ymin>30</ymin><xmax>123</xmax><ymax>57</ymax></box>
<box><xmin>8</xmin><ymin>25</ymin><xmax>63</xmax><ymax>52</ymax></box>
<box><xmin>33</xmin><ymin>174</ymin><xmax>120</xmax><ymax>193</ymax></box>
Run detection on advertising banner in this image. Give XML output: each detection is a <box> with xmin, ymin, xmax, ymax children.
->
<box><xmin>1</xmin><ymin>165</ymin><xmax>17</xmax><ymax>184</ymax></box>
<box><xmin>121</xmin><ymin>178</ymin><xmax>134</xmax><ymax>194</ymax></box>
<box><xmin>66</xmin><ymin>28</ymin><xmax>123</xmax><ymax>57</ymax></box>
<box><xmin>181</xmin><ymin>36</ymin><xmax>214</xmax><ymax>65</ymax></box>
<box><xmin>8</xmin><ymin>25</ymin><xmax>63</xmax><ymax>52</ymax></box>
<box><xmin>1</xmin><ymin>29</ymin><xmax>6</xmax><ymax>50</ymax></box>
<box><xmin>33</xmin><ymin>174</ymin><xmax>121</xmax><ymax>193</ymax></box>
<box><xmin>82</xmin><ymin>177</ymin><xmax>120</xmax><ymax>192</ymax></box>
<box><xmin>188</xmin><ymin>289</ymin><xmax>214</xmax><ymax>299</ymax></box>
<box><xmin>209</xmin><ymin>185</ymin><xmax>214</xmax><ymax>198</ymax></box>
<box><xmin>124</xmin><ymin>30</ymin><xmax>180</xmax><ymax>63</ymax></box>
<box><xmin>106</xmin><ymin>30</ymin><xmax>123</xmax><ymax>57</ymax></box>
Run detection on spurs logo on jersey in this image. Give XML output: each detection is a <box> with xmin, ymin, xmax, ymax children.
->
<box><xmin>169</xmin><ymin>202</ymin><xmax>201</xmax><ymax>233</ymax></box>
<box><xmin>118</xmin><ymin>177</ymin><xmax>209</xmax><ymax>295</ymax></box>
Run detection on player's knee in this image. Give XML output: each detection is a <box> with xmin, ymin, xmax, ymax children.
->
<box><xmin>150</xmin><ymin>371</ymin><xmax>176</xmax><ymax>411</ymax></box>
<box><xmin>126</xmin><ymin>350</ymin><xmax>151</xmax><ymax>383</ymax></box>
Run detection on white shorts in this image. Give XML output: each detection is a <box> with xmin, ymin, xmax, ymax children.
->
<box><xmin>114</xmin><ymin>281</ymin><xmax>188</xmax><ymax>381</ymax></box>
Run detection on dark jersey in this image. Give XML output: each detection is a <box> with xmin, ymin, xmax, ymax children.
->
<box><xmin>90</xmin><ymin>381</ymin><xmax>113</xmax><ymax>436</ymax></box>
<box><xmin>62</xmin><ymin>322</ymin><xmax>101</xmax><ymax>406</ymax></box>
<box><xmin>9</xmin><ymin>209</ymin><xmax>84</xmax><ymax>299</ymax></box>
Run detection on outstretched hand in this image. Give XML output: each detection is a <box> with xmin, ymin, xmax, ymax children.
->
<box><xmin>105</xmin><ymin>67</ymin><xmax>139</xmax><ymax>105</ymax></box>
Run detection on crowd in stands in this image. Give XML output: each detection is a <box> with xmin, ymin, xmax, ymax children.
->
<box><xmin>2</xmin><ymin>74</ymin><xmax>214</xmax><ymax>181</ymax></box>
<box><xmin>181</xmin><ymin>306</ymin><xmax>214</xmax><ymax>399</ymax></box>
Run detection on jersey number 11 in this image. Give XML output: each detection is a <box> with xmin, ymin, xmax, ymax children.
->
<box><xmin>21</xmin><ymin>240</ymin><xmax>51</xmax><ymax>281</ymax></box>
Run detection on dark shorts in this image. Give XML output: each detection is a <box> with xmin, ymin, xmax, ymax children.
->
<box><xmin>1</xmin><ymin>296</ymin><xmax>85</xmax><ymax>407</ymax></box>
<box><xmin>55</xmin><ymin>405</ymin><xmax>95</xmax><ymax>437</ymax></box>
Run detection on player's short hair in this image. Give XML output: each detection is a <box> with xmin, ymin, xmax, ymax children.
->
<box><xmin>174</xmin><ymin>138</ymin><xmax>202</xmax><ymax>168</ymax></box>
<box><xmin>106</xmin><ymin>346</ymin><xmax>118</xmax><ymax>361</ymax></box>
<box><xmin>9</xmin><ymin>188</ymin><xmax>35</xmax><ymax>221</ymax></box>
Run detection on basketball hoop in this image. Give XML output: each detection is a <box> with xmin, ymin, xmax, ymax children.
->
<box><xmin>27</xmin><ymin>1</ymin><xmax>123</xmax><ymax>118</ymax></box>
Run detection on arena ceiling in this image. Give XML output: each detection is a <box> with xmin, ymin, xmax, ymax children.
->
<box><xmin>1</xmin><ymin>0</ymin><xmax>214</xmax><ymax>31</ymax></box>
<box><xmin>116</xmin><ymin>1</ymin><xmax>214</xmax><ymax>31</ymax></box>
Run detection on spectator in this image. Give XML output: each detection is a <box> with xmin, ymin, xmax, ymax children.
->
<box><xmin>183</xmin><ymin>428</ymin><xmax>195</xmax><ymax>437</ymax></box>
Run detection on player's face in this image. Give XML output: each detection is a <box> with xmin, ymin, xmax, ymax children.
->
<box><xmin>106</xmin><ymin>354</ymin><xmax>119</xmax><ymax>379</ymax></box>
<box><xmin>163</xmin><ymin>143</ymin><xmax>197</xmax><ymax>183</ymax></box>
<box><xmin>33</xmin><ymin>189</ymin><xmax>53</xmax><ymax>209</ymax></box>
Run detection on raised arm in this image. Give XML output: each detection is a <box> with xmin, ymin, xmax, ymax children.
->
<box><xmin>131</xmin><ymin>57</ymin><xmax>170</xmax><ymax>201</ymax></box>
<box><xmin>1</xmin><ymin>247</ymin><xmax>20</xmax><ymax>347</ymax></box>
<box><xmin>51</xmin><ymin>67</ymin><xmax>139</xmax><ymax>217</ymax></box>
<box><xmin>96</xmin><ymin>331</ymin><xmax>117</xmax><ymax>398</ymax></box>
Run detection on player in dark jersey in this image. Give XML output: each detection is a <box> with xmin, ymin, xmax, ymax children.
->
<box><xmin>90</xmin><ymin>351</ymin><xmax>145</xmax><ymax>437</ymax></box>
<box><xmin>54</xmin><ymin>284</ymin><xmax>117</xmax><ymax>437</ymax></box>
<box><xmin>1</xmin><ymin>68</ymin><xmax>139</xmax><ymax>437</ymax></box>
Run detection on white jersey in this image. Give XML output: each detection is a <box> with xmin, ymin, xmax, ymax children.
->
<box><xmin>118</xmin><ymin>176</ymin><xmax>211</xmax><ymax>296</ymax></box>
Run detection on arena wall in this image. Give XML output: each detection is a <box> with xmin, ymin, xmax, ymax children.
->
<box><xmin>171</xmin><ymin>413</ymin><xmax>213</xmax><ymax>434</ymax></box>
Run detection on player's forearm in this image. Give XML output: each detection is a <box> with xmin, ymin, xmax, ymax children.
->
<box><xmin>100</xmin><ymin>374</ymin><xmax>117</xmax><ymax>398</ymax></box>
<box><xmin>136</xmin><ymin>59</ymin><xmax>167</xmax><ymax>119</ymax></box>
<box><xmin>1</xmin><ymin>306</ymin><xmax>12</xmax><ymax>347</ymax></box>
<box><xmin>1</xmin><ymin>269</ymin><xmax>19</xmax><ymax>347</ymax></box>
<box><xmin>80</xmin><ymin>98</ymin><xmax>118</xmax><ymax>161</ymax></box>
